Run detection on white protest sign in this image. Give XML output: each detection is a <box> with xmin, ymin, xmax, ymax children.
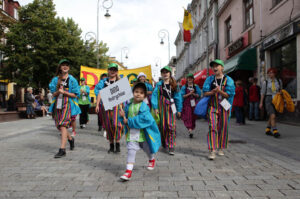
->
<box><xmin>100</xmin><ymin>77</ymin><xmax>133</xmax><ymax>111</ymax></box>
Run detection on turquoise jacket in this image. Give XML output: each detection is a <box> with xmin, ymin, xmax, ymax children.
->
<box><xmin>120</xmin><ymin>101</ymin><xmax>161</xmax><ymax>154</ymax></box>
<box><xmin>48</xmin><ymin>75</ymin><xmax>81</xmax><ymax>116</ymax></box>
<box><xmin>94</xmin><ymin>77</ymin><xmax>109</xmax><ymax>97</ymax></box>
<box><xmin>151</xmin><ymin>80</ymin><xmax>183</xmax><ymax>113</ymax></box>
<box><xmin>145</xmin><ymin>82</ymin><xmax>153</xmax><ymax>92</ymax></box>
<box><xmin>202</xmin><ymin>75</ymin><xmax>236</xmax><ymax>105</ymax></box>
<box><xmin>180</xmin><ymin>84</ymin><xmax>202</xmax><ymax>97</ymax></box>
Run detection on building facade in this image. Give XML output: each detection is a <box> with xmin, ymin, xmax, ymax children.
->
<box><xmin>0</xmin><ymin>0</ymin><xmax>20</xmax><ymax>108</ymax></box>
<box><xmin>175</xmin><ymin>0</ymin><xmax>218</xmax><ymax>81</ymax></box>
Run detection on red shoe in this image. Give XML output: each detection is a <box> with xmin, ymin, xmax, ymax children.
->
<box><xmin>147</xmin><ymin>159</ymin><xmax>155</xmax><ymax>171</ymax></box>
<box><xmin>120</xmin><ymin>170</ymin><xmax>132</xmax><ymax>181</ymax></box>
<box><xmin>71</xmin><ymin>131</ymin><xmax>76</xmax><ymax>137</ymax></box>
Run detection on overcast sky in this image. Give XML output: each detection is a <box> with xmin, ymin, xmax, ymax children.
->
<box><xmin>18</xmin><ymin>0</ymin><xmax>191</xmax><ymax>78</ymax></box>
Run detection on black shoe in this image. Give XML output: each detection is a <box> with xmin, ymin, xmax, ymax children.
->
<box><xmin>54</xmin><ymin>148</ymin><xmax>66</xmax><ymax>158</ymax></box>
<box><xmin>115</xmin><ymin>143</ymin><xmax>120</xmax><ymax>153</ymax></box>
<box><xmin>80</xmin><ymin>125</ymin><xmax>83</xmax><ymax>129</ymax></box>
<box><xmin>189</xmin><ymin>133</ymin><xmax>193</xmax><ymax>138</ymax></box>
<box><xmin>68</xmin><ymin>137</ymin><xmax>75</xmax><ymax>150</ymax></box>
<box><xmin>98</xmin><ymin>126</ymin><xmax>102</xmax><ymax>131</ymax></box>
<box><xmin>265</xmin><ymin>127</ymin><xmax>272</xmax><ymax>136</ymax></box>
<box><xmin>108</xmin><ymin>143</ymin><xmax>114</xmax><ymax>153</ymax></box>
<box><xmin>273</xmin><ymin>129</ymin><xmax>280</xmax><ymax>138</ymax></box>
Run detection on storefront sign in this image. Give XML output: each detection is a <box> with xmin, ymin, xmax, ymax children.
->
<box><xmin>263</xmin><ymin>24</ymin><xmax>294</xmax><ymax>49</ymax></box>
<box><xmin>226</xmin><ymin>31</ymin><xmax>250</xmax><ymax>59</ymax></box>
<box><xmin>99</xmin><ymin>77</ymin><xmax>133</xmax><ymax>111</ymax></box>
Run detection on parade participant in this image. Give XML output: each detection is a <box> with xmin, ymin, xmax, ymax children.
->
<box><xmin>203</xmin><ymin>59</ymin><xmax>235</xmax><ymax>160</ymax></box>
<box><xmin>152</xmin><ymin>66</ymin><xmax>182</xmax><ymax>155</ymax></box>
<box><xmin>49</xmin><ymin>59</ymin><xmax>81</xmax><ymax>158</ymax></box>
<box><xmin>78</xmin><ymin>77</ymin><xmax>91</xmax><ymax>129</ymax></box>
<box><xmin>95</xmin><ymin>63</ymin><xmax>124</xmax><ymax>153</ymax></box>
<box><xmin>137</xmin><ymin>72</ymin><xmax>153</xmax><ymax>107</ymax></box>
<box><xmin>259</xmin><ymin>68</ymin><xmax>282</xmax><ymax>138</ymax></box>
<box><xmin>97</xmin><ymin>73</ymin><xmax>108</xmax><ymax>132</ymax></box>
<box><xmin>180</xmin><ymin>73</ymin><xmax>201</xmax><ymax>138</ymax></box>
<box><xmin>119</xmin><ymin>82</ymin><xmax>161</xmax><ymax>181</ymax></box>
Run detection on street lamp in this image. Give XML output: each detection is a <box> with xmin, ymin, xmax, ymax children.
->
<box><xmin>97</xmin><ymin>0</ymin><xmax>113</xmax><ymax>68</ymax></box>
<box><xmin>85</xmin><ymin>31</ymin><xmax>96</xmax><ymax>43</ymax></box>
<box><xmin>158</xmin><ymin>29</ymin><xmax>170</xmax><ymax>62</ymax></box>
<box><xmin>154</xmin><ymin>57</ymin><xmax>161</xmax><ymax>68</ymax></box>
<box><xmin>121</xmin><ymin>47</ymin><xmax>129</xmax><ymax>64</ymax></box>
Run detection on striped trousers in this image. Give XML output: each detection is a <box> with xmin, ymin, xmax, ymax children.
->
<box><xmin>207</xmin><ymin>103</ymin><xmax>229</xmax><ymax>151</ymax></box>
<box><xmin>158</xmin><ymin>96</ymin><xmax>176</xmax><ymax>149</ymax></box>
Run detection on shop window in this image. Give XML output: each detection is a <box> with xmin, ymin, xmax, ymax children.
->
<box><xmin>272</xmin><ymin>0</ymin><xmax>283</xmax><ymax>7</ymax></box>
<box><xmin>225</xmin><ymin>16</ymin><xmax>232</xmax><ymax>45</ymax></box>
<box><xmin>0</xmin><ymin>0</ymin><xmax>5</xmax><ymax>10</ymax></box>
<box><xmin>244</xmin><ymin>0</ymin><xmax>253</xmax><ymax>29</ymax></box>
<box><xmin>271</xmin><ymin>39</ymin><xmax>297</xmax><ymax>98</ymax></box>
<box><xmin>14</xmin><ymin>8</ymin><xmax>19</xmax><ymax>20</ymax></box>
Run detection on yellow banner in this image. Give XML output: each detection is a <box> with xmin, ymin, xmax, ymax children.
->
<box><xmin>80</xmin><ymin>65</ymin><xmax>152</xmax><ymax>102</ymax></box>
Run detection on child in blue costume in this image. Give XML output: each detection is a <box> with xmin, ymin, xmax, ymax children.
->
<box><xmin>49</xmin><ymin>59</ymin><xmax>81</xmax><ymax>158</ymax></box>
<box><xmin>119</xmin><ymin>82</ymin><xmax>161</xmax><ymax>181</ymax></box>
<box><xmin>203</xmin><ymin>59</ymin><xmax>235</xmax><ymax>160</ymax></box>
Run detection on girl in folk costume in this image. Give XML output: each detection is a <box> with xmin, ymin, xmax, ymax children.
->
<box><xmin>136</xmin><ymin>72</ymin><xmax>153</xmax><ymax>108</ymax></box>
<box><xmin>180</xmin><ymin>73</ymin><xmax>202</xmax><ymax>138</ymax></box>
<box><xmin>119</xmin><ymin>82</ymin><xmax>161</xmax><ymax>181</ymax></box>
<box><xmin>259</xmin><ymin>68</ymin><xmax>282</xmax><ymax>138</ymax></box>
<box><xmin>49</xmin><ymin>59</ymin><xmax>81</xmax><ymax>158</ymax></box>
<box><xmin>152</xmin><ymin>66</ymin><xmax>182</xmax><ymax>155</ymax></box>
<box><xmin>203</xmin><ymin>59</ymin><xmax>235</xmax><ymax>160</ymax></box>
<box><xmin>95</xmin><ymin>63</ymin><xmax>124</xmax><ymax>153</ymax></box>
<box><xmin>97</xmin><ymin>73</ymin><xmax>108</xmax><ymax>133</ymax></box>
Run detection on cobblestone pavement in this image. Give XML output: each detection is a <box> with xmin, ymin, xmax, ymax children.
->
<box><xmin>0</xmin><ymin>116</ymin><xmax>300</xmax><ymax>199</ymax></box>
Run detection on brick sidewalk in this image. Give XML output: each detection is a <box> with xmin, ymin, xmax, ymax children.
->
<box><xmin>0</xmin><ymin>115</ymin><xmax>299</xmax><ymax>198</ymax></box>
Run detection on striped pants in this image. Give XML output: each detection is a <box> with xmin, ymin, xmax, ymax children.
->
<box><xmin>101</xmin><ymin>104</ymin><xmax>124</xmax><ymax>142</ymax></box>
<box><xmin>207</xmin><ymin>105</ymin><xmax>229</xmax><ymax>151</ymax></box>
<box><xmin>158</xmin><ymin>96</ymin><xmax>176</xmax><ymax>149</ymax></box>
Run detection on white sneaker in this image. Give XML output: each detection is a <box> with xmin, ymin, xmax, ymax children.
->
<box><xmin>208</xmin><ymin>151</ymin><xmax>216</xmax><ymax>160</ymax></box>
<box><xmin>82</xmin><ymin>124</ymin><xmax>86</xmax><ymax>128</ymax></box>
<box><xmin>103</xmin><ymin>130</ymin><xmax>107</xmax><ymax>137</ymax></box>
<box><xmin>218</xmin><ymin>149</ymin><xmax>224</xmax><ymax>156</ymax></box>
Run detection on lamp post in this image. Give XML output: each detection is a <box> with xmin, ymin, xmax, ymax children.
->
<box><xmin>97</xmin><ymin>0</ymin><xmax>113</xmax><ymax>68</ymax></box>
<box><xmin>85</xmin><ymin>32</ymin><xmax>96</xmax><ymax>43</ymax></box>
<box><xmin>121</xmin><ymin>47</ymin><xmax>129</xmax><ymax>64</ymax></box>
<box><xmin>158</xmin><ymin>29</ymin><xmax>170</xmax><ymax>62</ymax></box>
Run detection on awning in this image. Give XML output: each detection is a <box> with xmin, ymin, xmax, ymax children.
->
<box><xmin>224</xmin><ymin>48</ymin><xmax>257</xmax><ymax>74</ymax></box>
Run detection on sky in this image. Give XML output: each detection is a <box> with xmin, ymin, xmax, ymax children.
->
<box><xmin>18</xmin><ymin>0</ymin><xmax>191</xmax><ymax>79</ymax></box>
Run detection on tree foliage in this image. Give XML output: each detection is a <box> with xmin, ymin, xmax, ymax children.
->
<box><xmin>0</xmin><ymin>0</ymin><xmax>109</xmax><ymax>89</ymax></box>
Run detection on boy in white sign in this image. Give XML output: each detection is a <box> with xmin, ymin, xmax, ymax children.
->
<box><xmin>202</xmin><ymin>59</ymin><xmax>235</xmax><ymax>160</ymax></box>
<box><xmin>119</xmin><ymin>82</ymin><xmax>161</xmax><ymax>181</ymax></box>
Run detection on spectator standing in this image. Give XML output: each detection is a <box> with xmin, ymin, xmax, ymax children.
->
<box><xmin>24</xmin><ymin>87</ymin><xmax>36</xmax><ymax>119</ymax></box>
<box><xmin>233</xmin><ymin>80</ymin><xmax>245</xmax><ymax>125</ymax></box>
<box><xmin>249</xmin><ymin>78</ymin><xmax>260</xmax><ymax>120</ymax></box>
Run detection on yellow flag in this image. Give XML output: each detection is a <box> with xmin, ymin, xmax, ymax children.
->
<box><xmin>183</xmin><ymin>10</ymin><xmax>193</xmax><ymax>30</ymax></box>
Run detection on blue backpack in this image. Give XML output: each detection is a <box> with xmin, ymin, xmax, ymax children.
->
<box><xmin>194</xmin><ymin>96</ymin><xmax>210</xmax><ymax>118</ymax></box>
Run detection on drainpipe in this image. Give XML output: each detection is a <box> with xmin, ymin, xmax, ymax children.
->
<box><xmin>206</xmin><ymin>0</ymin><xmax>210</xmax><ymax>76</ymax></box>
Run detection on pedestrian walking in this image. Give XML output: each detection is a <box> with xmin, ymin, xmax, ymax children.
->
<box><xmin>49</xmin><ymin>59</ymin><xmax>81</xmax><ymax>158</ymax></box>
<box><xmin>78</xmin><ymin>77</ymin><xmax>91</xmax><ymax>129</ymax></box>
<box><xmin>180</xmin><ymin>73</ymin><xmax>201</xmax><ymax>138</ymax></box>
<box><xmin>119</xmin><ymin>82</ymin><xmax>161</xmax><ymax>181</ymax></box>
<box><xmin>151</xmin><ymin>66</ymin><xmax>182</xmax><ymax>155</ymax></box>
<box><xmin>203</xmin><ymin>59</ymin><xmax>235</xmax><ymax>160</ymax></box>
<box><xmin>24</xmin><ymin>87</ymin><xmax>36</xmax><ymax>119</ymax></box>
<box><xmin>137</xmin><ymin>72</ymin><xmax>153</xmax><ymax>108</ymax></box>
<box><xmin>259</xmin><ymin>68</ymin><xmax>282</xmax><ymax>138</ymax></box>
<box><xmin>249</xmin><ymin>77</ymin><xmax>260</xmax><ymax>120</ymax></box>
<box><xmin>95</xmin><ymin>63</ymin><xmax>124</xmax><ymax>153</ymax></box>
<box><xmin>233</xmin><ymin>80</ymin><xmax>246</xmax><ymax>125</ymax></box>
<box><xmin>97</xmin><ymin>73</ymin><xmax>108</xmax><ymax>132</ymax></box>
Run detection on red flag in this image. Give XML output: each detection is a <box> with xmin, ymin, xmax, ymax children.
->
<box><xmin>184</xmin><ymin>29</ymin><xmax>191</xmax><ymax>42</ymax></box>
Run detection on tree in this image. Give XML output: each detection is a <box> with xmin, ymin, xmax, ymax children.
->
<box><xmin>0</xmin><ymin>0</ymin><xmax>109</xmax><ymax>89</ymax></box>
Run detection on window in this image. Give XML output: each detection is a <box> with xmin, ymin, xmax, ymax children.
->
<box><xmin>14</xmin><ymin>8</ymin><xmax>19</xmax><ymax>20</ymax></box>
<box><xmin>0</xmin><ymin>0</ymin><xmax>5</xmax><ymax>10</ymax></box>
<box><xmin>272</xmin><ymin>0</ymin><xmax>283</xmax><ymax>7</ymax></box>
<box><xmin>270</xmin><ymin>39</ymin><xmax>297</xmax><ymax>98</ymax></box>
<box><xmin>244</xmin><ymin>0</ymin><xmax>253</xmax><ymax>28</ymax></box>
<box><xmin>210</xmin><ymin>18</ymin><xmax>214</xmax><ymax>41</ymax></box>
<box><xmin>225</xmin><ymin>17</ymin><xmax>232</xmax><ymax>45</ymax></box>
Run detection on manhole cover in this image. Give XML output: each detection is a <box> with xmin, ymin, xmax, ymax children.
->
<box><xmin>229</xmin><ymin>140</ymin><xmax>247</xmax><ymax>144</ymax></box>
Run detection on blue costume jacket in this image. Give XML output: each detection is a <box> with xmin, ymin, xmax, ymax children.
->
<box><xmin>180</xmin><ymin>84</ymin><xmax>202</xmax><ymax>97</ymax></box>
<box><xmin>49</xmin><ymin>75</ymin><xmax>81</xmax><ymax>116</ymax></box>
<box><xmin>94</xmin><ymin>77</ymin><xmax>109</xmax><ymax>97</ymax></box>
<box><xmin>120</xmin><ymin>101</ymin><xmax>161</xmax><ymax>154</ymax></box>
<box><xmin>151</xmin><ymin>80</ymin><xmax>183</xmax><ymax>113</ymax></box>
<box><xmin>202</xmin><ymin>75</ymin><xmax>236</xmax><ymax>105</ymax></box>
<box><xmin>145</xmin><ymin>82</ymin><xmax>153</xmax><ymax>92</ymax></box>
